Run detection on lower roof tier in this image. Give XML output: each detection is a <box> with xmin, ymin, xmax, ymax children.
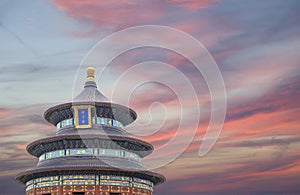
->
<box><xmin>15</xmin><ymin>156</ymin><xmax>165</xmax><ymax>185</ymax></box>
<box><xmin>35</xmin><ymin>156</ymin><xmax>145</xmax><ymax>170</ymax></box>
<box><xmin>27</xmin><ymin>133</ymin><xmax>153</xmax><ymax>158</ymax></box>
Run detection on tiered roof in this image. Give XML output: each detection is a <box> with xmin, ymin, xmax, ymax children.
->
<box><xmin>16</xmin><ymin>67</ymin><xmax>165</xmax><ymax>186</ymax></box>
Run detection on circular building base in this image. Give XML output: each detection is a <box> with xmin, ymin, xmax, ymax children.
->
<box><xmin>26</xmin><ymin>185</ymin><xmax>152</xmax><ymax>195</ymax></box>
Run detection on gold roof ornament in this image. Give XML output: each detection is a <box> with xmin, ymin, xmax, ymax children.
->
<box><xmin>86</xmin><ymin>67</ymin><xmax>95</xmax><ymax>81</ymax></box>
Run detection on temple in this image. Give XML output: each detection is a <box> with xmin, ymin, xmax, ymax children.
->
<box><xmin>16</xmin><ymin>67</ymin><xmax>165</xmax><ymax>195</ymax></box>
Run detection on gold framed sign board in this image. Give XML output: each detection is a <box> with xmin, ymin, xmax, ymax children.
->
<box><xmin>73</xmin><ymin>105</ymin><xmax>92</xmax><ymax>128</ymax></box>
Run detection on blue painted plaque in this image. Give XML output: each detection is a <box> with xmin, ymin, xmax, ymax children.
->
<box><xmin>78</xmin><ymin>109</ymin><xmax>89</xmax><ymax>125</ymax></box>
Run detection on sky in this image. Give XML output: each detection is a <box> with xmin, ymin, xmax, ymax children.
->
<box><xmin>0</xmin><ymin>0</ymin><xmax>300</xmax><ymax>194</ymax></box>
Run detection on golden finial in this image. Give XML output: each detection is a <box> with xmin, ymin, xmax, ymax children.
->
<box><xmin>86</xmin><ymin>67</ymin><xmax>95</xmax><ymax>81</ymax></box>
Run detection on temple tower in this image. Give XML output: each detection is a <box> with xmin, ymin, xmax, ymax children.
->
<box><xmin>16</xmin><ymin>67</ymin><xmax>165</xmax><ymax>195</ymax></box>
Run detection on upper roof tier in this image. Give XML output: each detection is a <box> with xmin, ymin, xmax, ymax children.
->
<box><xmin>73</xmin><ymin>81</ymin><xmax>109</xmax><ymax>102</ymax></box>
<box><xmin>73</xmin><ymin>67</ymin><xmax>109</xmax><ymax>102</ymax></box>
<box><xmin>44</xmin><ymin>67</ymin><xmax>137</xmax><ymax>126</ymax></box>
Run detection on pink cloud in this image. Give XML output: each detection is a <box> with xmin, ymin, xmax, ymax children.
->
<box><xmin>0</xmin><ymin>108</ymin><xmax>15</xmax><ymax>120</ymax></box>
<box><xmin>50</xmin><ymin>0</ymin><xmax>220</xmax><ymax>37</ymax></box>
<box><xmin>168</xmin><ymin>0</ymin><xmax>219</xmax><ymax>10</ymax></box>
<box><xmin>16</xmin><ymin>144</ymin><xmax>26</xmax><ymax>149</ymax></box>
<box><xmin>51</xmin><ymin>0</ymin><xmax>165</xmax><ymax>33</ymax></box>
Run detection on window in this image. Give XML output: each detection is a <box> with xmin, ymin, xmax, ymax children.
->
<box><xmin>57</xmin><ymin>117</ymin><xmax>123</xmax><ymax>130</ymax></box>
<box><xmin>39</xmin><ymin>148</ymin><xmax>141</xmax><ymax>162</ymax></box>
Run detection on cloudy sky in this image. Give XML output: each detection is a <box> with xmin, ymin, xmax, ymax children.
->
<box><xmin>1</xmin><ymin>0</ymin><xmax>300</xmax><ymax>194</ymax></box>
